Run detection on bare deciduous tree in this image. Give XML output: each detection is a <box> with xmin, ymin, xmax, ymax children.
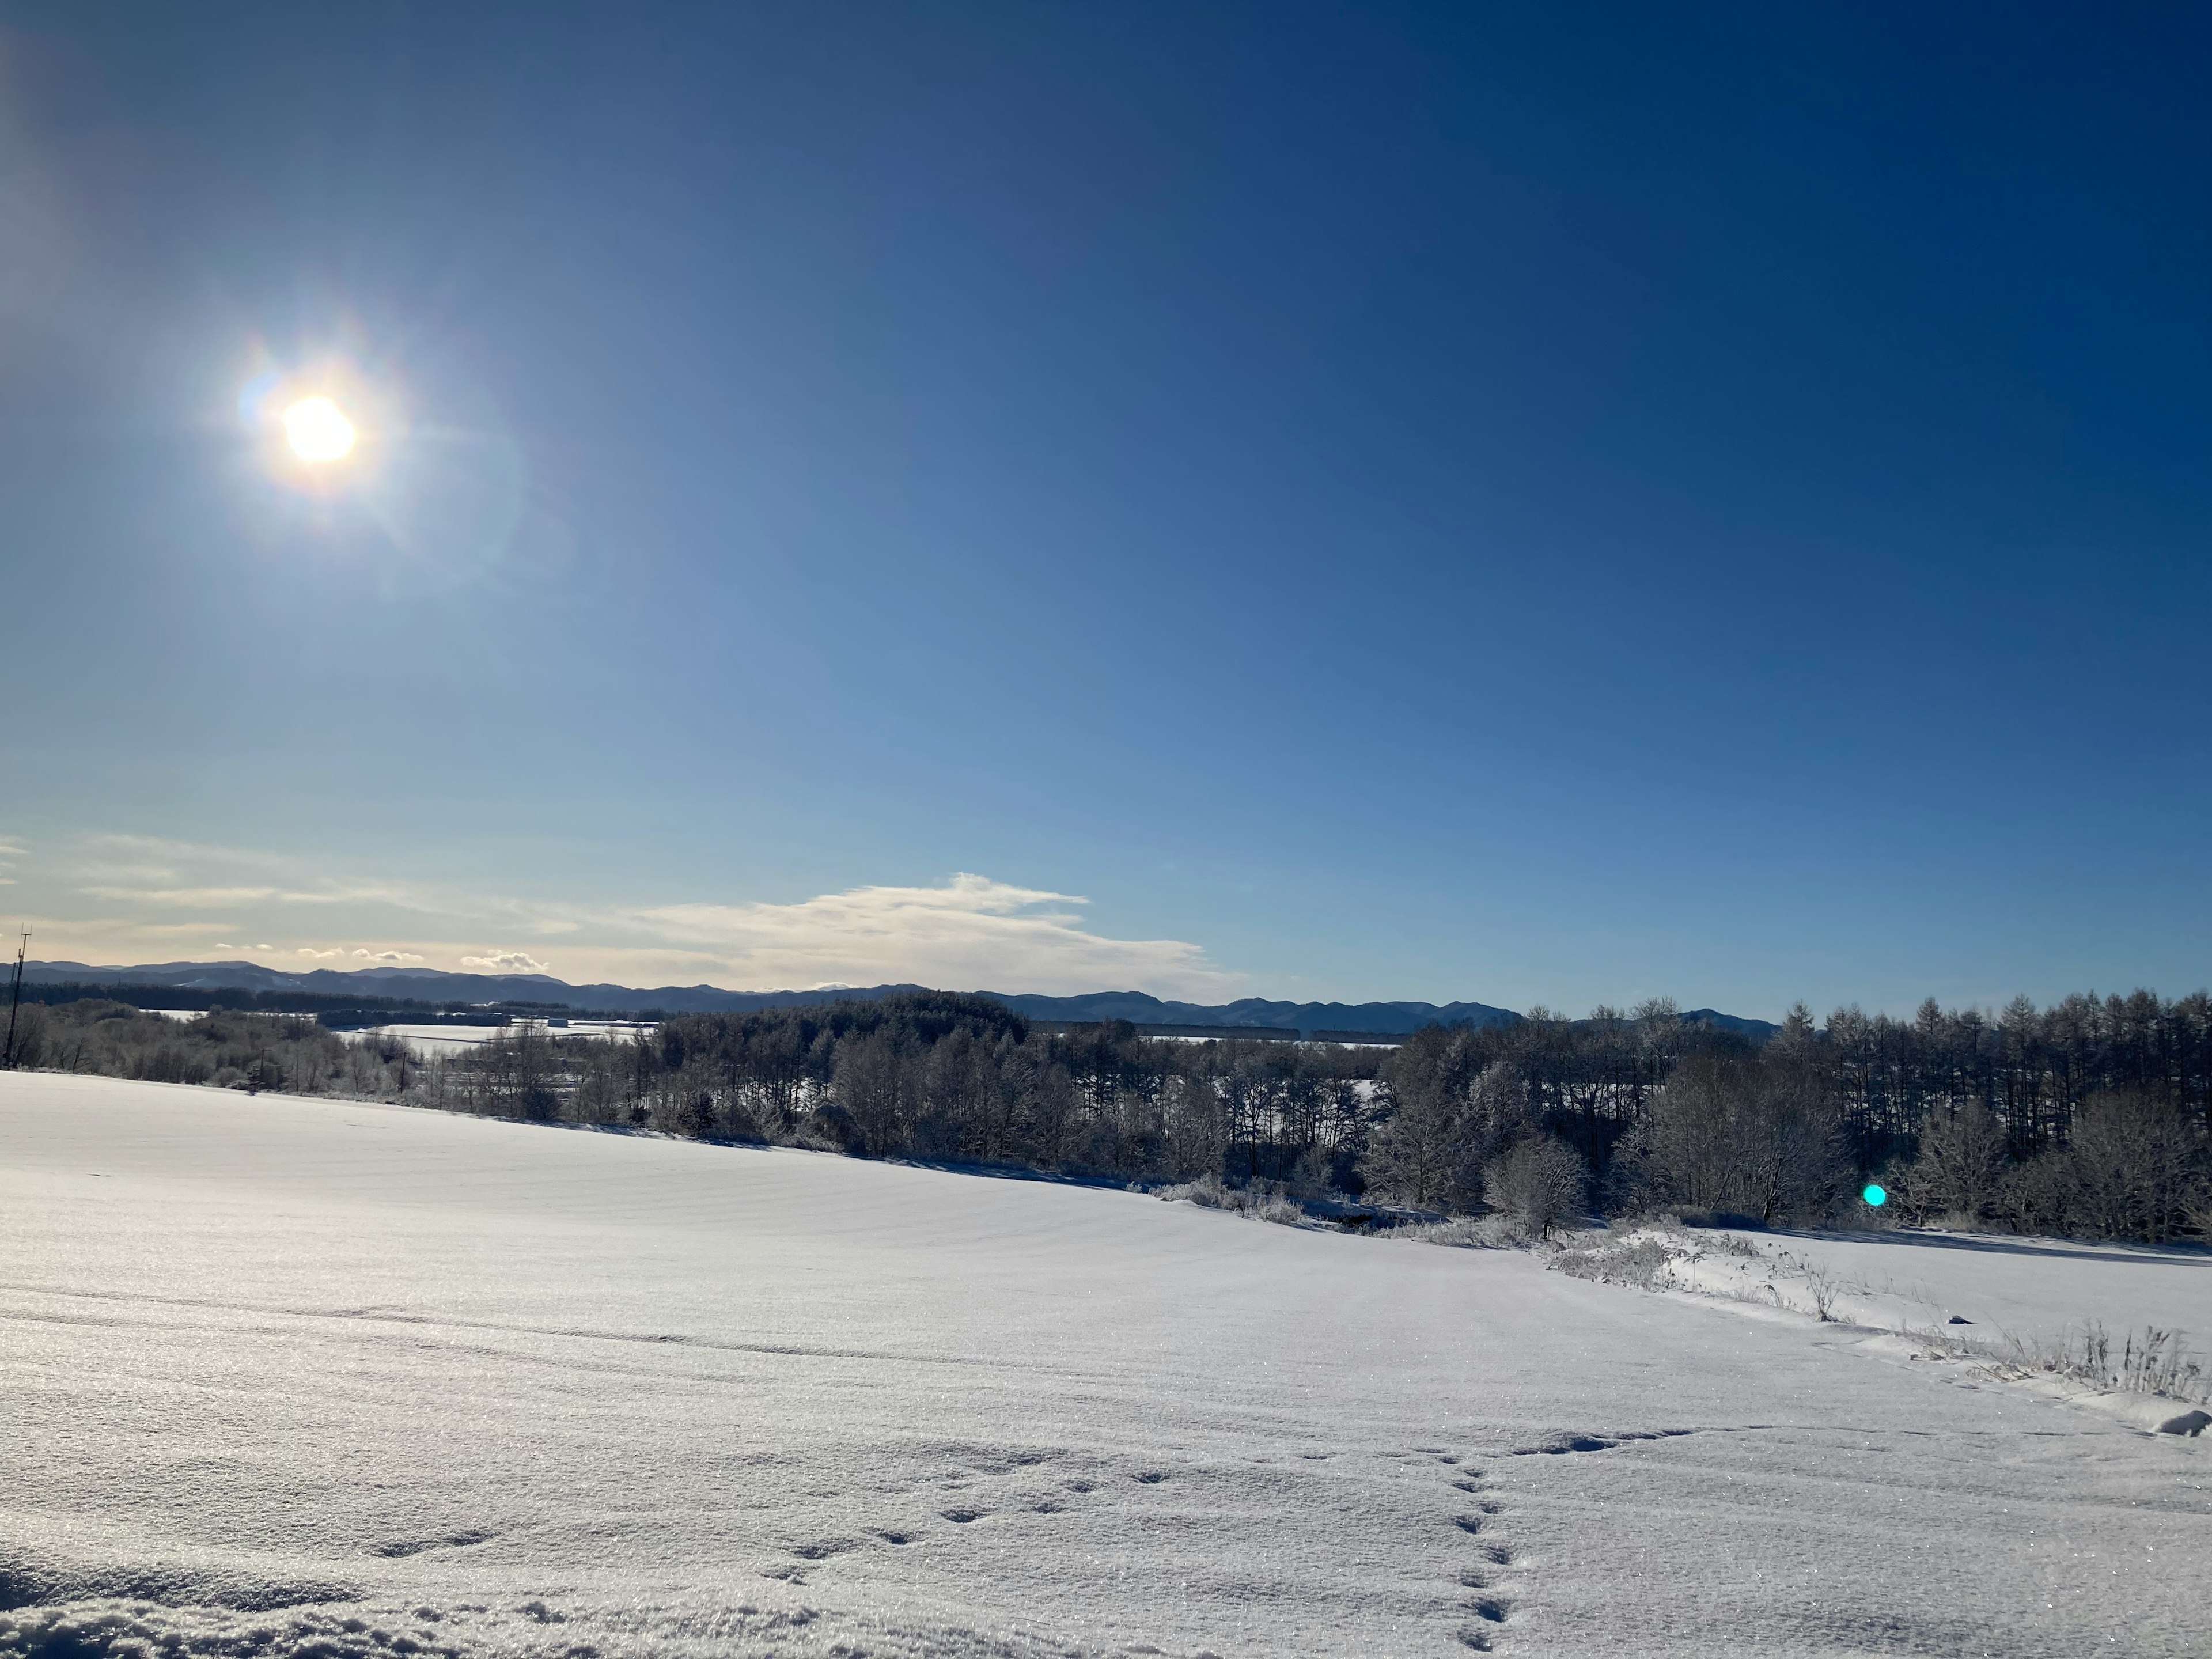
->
<box><xmin>1483</xmin><ymin>1132</ymin><xmax>1588</xmax><ymax>1238</ymax></box>
<box><xmin>1907</xmin><ymin>1099</ymin><xmax>2008</xmax><ymax>1222</ymax></box>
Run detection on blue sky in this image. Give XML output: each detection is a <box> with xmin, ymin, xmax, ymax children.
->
<box><xmin>1</xmin><ymin>3</ymin><xmax>2205</xmax><ymax>1016</ymax></box>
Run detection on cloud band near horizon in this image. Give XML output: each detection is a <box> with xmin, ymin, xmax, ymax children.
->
<box><xmin>3</xmin><ymin>835</ymin><xmax>1239</xmax><ymax>997</ymax></box>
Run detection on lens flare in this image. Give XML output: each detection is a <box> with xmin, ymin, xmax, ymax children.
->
<box><xmin>282</xmin><ymin>396</ymin><xmax>357</xmax><ymax>463</ymax></box>
<box><xmin>232</xmin><ymin>347</ymin><xmax>528</xmax><ymax>583</ymax></box>
<box><xmin>1861</xmin><ymin>1183</ymin><xmax>1887</xmax><ymax>1207</ymax></box>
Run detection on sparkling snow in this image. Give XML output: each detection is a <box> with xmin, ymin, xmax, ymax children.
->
<box><xmin>3</xmin><ymin>1072</ymin><xmax>2207</xmax><ymax>1657</ymax></box>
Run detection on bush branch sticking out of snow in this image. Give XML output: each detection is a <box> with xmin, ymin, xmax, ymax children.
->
<box><xmin>1546</xmin><ymin>1232</ymin><xmax>1683</xmax><ymax>1291</ymax></box>
<box><xmin>1390</xmin><ymin>1214</ymin><xmax>1525</xmax><ymax>1248</ymax></box>
<box><xmin>1156</xmin><ymin>1176</ymin><xmax>1464</xmax><ymax>1237</ymax></box>
<box><xmin>1805</xmin><ymin>1266</ymin><xmax>1841</xmax><ymax>1321</ymax></box>
<box><xmin>1543</xmin><ymin>1222</ymin><xmax>1759</xmax><ymax>1291</ymax></box>
<box><xmin>1762</xmin><ymin>1251</ymin><xmax>1847</xmax><ymax>1321</ymax></box>
<box><xmin>1156</xmin><ymin>1174</ymin><xmax>1310</xmax><ymax>1227</ymax></box>
<box><xmin>1957</xmin><ymin>1320</ymin><xmax>2212</xmax><ymax>1407</ymax></box>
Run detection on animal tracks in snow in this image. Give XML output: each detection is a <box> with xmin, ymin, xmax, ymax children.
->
<box><xmin>1388</xmin><ymin>1450</ymin><xmax>1524</xmax><ymax>1653</ymax></box>
<box><xmin>1369</xmin><ymin>1441</ymin><xmax>1535</xmax><ymax>1646</ymax></box>
<box><xmin>762</xmin><ymin>1441</ymin><xmax>1185</xmax><ymax>1585</ymax></box>
<box><xmin>1444</xmin><ymin>1424</ymin><xmax>1734</xmax><ymax>1645</ymax></box>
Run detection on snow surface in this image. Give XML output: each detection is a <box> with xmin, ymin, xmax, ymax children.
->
<box><xmin>3</xmin><ymin>1072</ymin><xmax>2209</xmax><ymax>1657</ymax></box>
<box><xmin>1664</xmin><ymin>1225</ymin><xmax>2211</xmax><ymax>1351</ymax></box>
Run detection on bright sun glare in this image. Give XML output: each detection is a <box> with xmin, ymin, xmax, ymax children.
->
<box><xmin>282</xmin><ymin>395</ymin><xmax>357</xmax><ymax>463</ymax></box>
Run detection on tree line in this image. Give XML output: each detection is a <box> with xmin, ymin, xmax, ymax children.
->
<box><xmin>1</xmin><ymin>999</ymin><xmax>418</xmax><ymax>1096</ymax></box>
<box><xmin>1370</xmin><ymin>992</ymin><xmax>2211</xmax><ymax>1240</ymax></box>
<box><xmin>7</xmin><ymin>988</ymin><xmax>2207</xmax><ymax>1244</ymax></box>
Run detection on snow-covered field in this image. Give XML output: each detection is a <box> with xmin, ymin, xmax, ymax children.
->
<box><xmin>355</xmin><ymin>1021</ymin><xmax>654</xmax><ymax>1057</ymax></box>
<box><xmin>1669</xmin><ymin>1225</ymin><xmax>2211</xmax><ymax>1353</ymax></box>
<box><xmin>3</xmin><ymin>1074</ymin><xmax>2207</xmax><ymax>1657</ymax></box>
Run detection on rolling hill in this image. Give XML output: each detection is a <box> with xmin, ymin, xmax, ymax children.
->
<box><xmin>18</xmin><ymin>959</ymin><xmax>1775</xmax><ymax>1039</ymax></box>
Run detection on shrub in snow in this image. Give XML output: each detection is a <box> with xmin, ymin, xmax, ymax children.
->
<box><xmin>1158</xmin><ymin>1174</ymin><xmax>1233</xmax><ymax>1210</ymax></box>
<box><xmin>801</xmin><ymin>1102</ymin><xmax>867</xmax><ymax>1157</ymax></box>
<box><xmin>1288</xmin><ymin>1143</ymin><xmax>1335</xmax><ymax>1199</ymax></box>
<box><xmin>1157</xmin><ymin>1175</ymin><xmax>1315</xmax><ymax>1229</ymax></box>
<box><xmin>1548</xmin><ymin>1233</ymin><xmax>1679</xmax><ymax>1291</ymax></box>
<box><xmin>1983</xmin><ymin>1320</ymin><xmax>2211</xmax><ymax>1407</ymax></box>
<box><xmin>1391</xmin><ymin>1215</ymin><xmax>1513</xmax><ymax>1248</ymax></box>
<box><xmin>1482</xmin><ymin>1132</ymin><xmax>1588</xmax><ymax>1240</ymax></box>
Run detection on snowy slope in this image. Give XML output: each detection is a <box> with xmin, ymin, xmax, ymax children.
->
<box><xmin>1668</xmin><ymin>1225</ymin><xmax>2211</xmax><ymax>1348</ymax></box>
<box><xmin>3</xmin><ymin>1073</ymin><xmax>2208</xmax><ymax>1657</ymax></box>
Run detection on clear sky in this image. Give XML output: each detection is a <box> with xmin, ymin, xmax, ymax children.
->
<box><xmin>1</xmin><ymin>3</ymin><xmax>2205</xmax><ymax>1016</ymax></box>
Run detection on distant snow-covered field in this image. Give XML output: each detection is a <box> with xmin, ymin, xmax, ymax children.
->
<box><xmin>3</xmin><ymin>1073</ymin><xmax>2207</xmax><ymax>1657</ymax></box>
<box><xmin>355</xmin><ymin>1020</ymin><xmax>656</xmax><ymax>1056</ymax></box>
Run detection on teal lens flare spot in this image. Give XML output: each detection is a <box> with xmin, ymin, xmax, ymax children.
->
<box><xmin>1862</xmin><ymin>1183</ymin><xmax>1888</xmax><ymax>1208</ymax></box>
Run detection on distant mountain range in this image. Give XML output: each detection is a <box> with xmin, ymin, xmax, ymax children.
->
<box><xmin>17</xmin><ymin>959</ymin><xmax>1776</xmax><ymax>1040</ymax></box>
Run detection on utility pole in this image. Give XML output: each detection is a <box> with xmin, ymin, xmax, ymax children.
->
<box><xmin>4</xmin><ymin>926</ymin><xmax>28</xmax><ymax>1070</ymax></box>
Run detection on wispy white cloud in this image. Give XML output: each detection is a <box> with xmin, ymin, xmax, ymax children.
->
<box><xmin>0</xmin><ymin>837</ymin><xmax>28</xmax><ymax>857</ymax></box>
<box><xmin>79</xmin><ymin>881</ymin><xmax>435</xmax><ymax>910</ymax></box>
<box><xmin>83</xmin><ymin>832</ymin><xmax>268</xmax><ymax>868</ymax></box>
<box><xmin>81</xmin><ymin>885</ymin><xmax>277</xmax><ymax>906</ymax></box>
<box><xmin>88</xmin><ymin>830</ymin><xmax>254</xmax><ymax>856</ymax></box>
<box><xmin>460</xmin><ymin>950</ymin><xmax>552</xmax><ymax>974</ymax></box>
<box><xmin>71</xmin><ymin>836</ymin><xmax>440</xmax><ymax>911</ymax></box>
<box><xmin>17</xmin><ymin>831</ymin><xmax>1240</xmax><ymax>997</ymax></box>
<box><xmin>75</xmin><ymin>862</ymin><xmax>177</xmax><ymax>884</ymax></box>
<box><xmin>630</xmin><ymin>873</ymin><xmax>1236</xmax><ymax>997</ymax></box>
<box><xmin>283</xmin><ymin>883</ymin><xmax>439</xmax><ymax>909</ymax></box>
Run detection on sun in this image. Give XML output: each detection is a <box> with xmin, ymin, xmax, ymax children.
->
<box><xmin>282</xmin><ymin>395</ymin><xmax>357</xmax><ymax>463</ymax></box>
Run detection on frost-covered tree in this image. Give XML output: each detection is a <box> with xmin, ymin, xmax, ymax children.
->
<box><xmin>1363</xmin><ymin>1077</ymin><xmax>1460</xmax><ymax>1209</ymax></box>
<box><xmin>1365</xmin><ymin>1029</ymin><xmax>1472</xmax><ymax>1208</ymax></box>
<box><xmin>2063</xmin><ymin>1090</ymin><xmax>2207</xmax><ymax>1243</ymax></box>
<box><xmin>832</xmin><ymin>1031</ymin><xmax>915</xmax><ymax>1157</ymax></box>
<box><xmin>1646</xmin><ymin>1052</ymin><xmax>1841</xmax><ymax>1225</ymax></box>
<box><xmin>1483</xmin><ymin>1132</ymin><xmax>1588</xmax><ymax>1238</ymax></box>
<box><xmin>1907</xmin><ymin>1099</ymin><xmax>2008</xmax><ymax>1222</ymax></box>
